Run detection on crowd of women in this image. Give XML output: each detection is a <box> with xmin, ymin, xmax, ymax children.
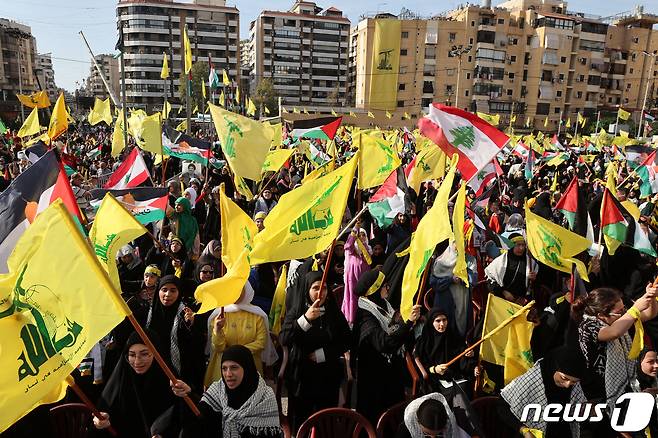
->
<box><xmin>4</xmin><ymin>118</ymin><xmax>658</xmax><ymax>438</ymax></box>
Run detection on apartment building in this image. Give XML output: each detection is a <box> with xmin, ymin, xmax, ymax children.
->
<box><xmin>84</xmin><ymin>54</ymin><xmax>120</xmax><ymax>102</ymax></box>
<box><xmin>248</xmin><ymin>1</ymin><xmax>350</xmax><ymax>108</ymax></box>
<box><xmin>116</xmin><ymin>0</ymin><xmax>240</xmax><ymax>112</ymax></box>
<box><xmin>35</xmin><ymin>53</ymin><xmax>58</xmax><ymax>101</ymax></box>
<box><xmin>350</xmin><ymin>1</ymin><xmax>658</xmax><ymax>131</ymax></box>
<box><xmin>0</xmin><ymin>19</ymin><xmax>38</xmax><ymax>120</ymax></box>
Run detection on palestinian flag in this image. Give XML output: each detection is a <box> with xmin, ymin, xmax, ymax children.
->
<box><xmin>555</xmin><ymin>176</ymin><xmax>594</xmax><ymax>240</ymax></box>
<box><xmin>162</xmin><ymin>125</ymin><xmax>211</xmax><ymax>164</ymax></box>
<box><xmin>636</xmin><ymin>150</ymin><xmax>658</xmax><ymax>198</ymax></box>
<box><xmin>550</xmin><ymin>134</ymin><xmax>565</xmax><ymax>151</ymax></box>
<box><xmin>601</xmin><ymin>188</ymin><xmax>656</xmax><ymax>256</ymax></box>
<box><xmin>104</xmin><ymin>147</ymin><xmax>150</xmax><ymax>190</ymax></box>
<box><xmin>86</xmin><ymin>144</ymin><xmax>103</xmax><ymax>160</ymax></box>
<box><xmin>367</xmin><ymin>167</ymin><xmax>409</xmax><ymax>228</ymax></box>
<box><xmin>25</xmin><ymin>140</ymin><xmax>48</xmax><ymax>164</ymax></box>
<box><xmin>626</xmin><ymin>145</ymin><xmax>654</xmax><ymax>170</ymax></box>
<box><xmin>0</xmin><ymin>149</ymin><xmax>83</xmax><ymax>272</ymax></box>
<box><xmin>473</xmin><ymin>183</ymin><xmax>497</xmax><ymax>210</ymax></box>
<box><xmin>306</xmin><ymin>141</ymin><xmax>331</xmax><ymax>167</ymax></box>
<box><xmin>418</xmin><ymin>104</ymin><xmax>509</xmax><ymax>182</ymax></box>
<box><xmin>90</xmin><ymin>187</ymin><xmax>169</xmax><ymax>224</ymax></box>
<box><xmin>288</xmin><ymin>116</ymin><xmax>342</xmax><ymax>140</ymax></box>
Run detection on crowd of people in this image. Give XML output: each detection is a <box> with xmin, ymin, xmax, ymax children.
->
<box><xmin>4</xmin><ymin>114</ymin><xmax>658</xmax><ymax>438</ymax></box>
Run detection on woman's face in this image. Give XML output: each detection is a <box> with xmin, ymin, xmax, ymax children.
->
<box><xmin>144</xmin><ymin>273</ymin><xmax>158</xmax><ymax>288</ymax></box>
<box><xmin>598</xmin><ymin>299</ymin><xmax>625</xmax><ymax>325</ymax></box>
<box><xmin>170</xmin><ymin>240</ymin><xmax>182</xmax><ymax>253</ymax></box>
<box><xmin>184</xmin><ymin>191</ymin><xmax>193</xmax><ymax>201</ymax></box>
<box><xmin>222</xmin><ymin>360</ymin><xmax>244</xmax><ymax>390</ymax></box>
<box><xmin>308</xmin><ymin>280</ymin><xmax>328</xmax><ymax>305</ymax></box>
<box><xmin>175</xmin><ymin>202</ymin><xmax>184</xmax><ymax>213</ymax></box>
<box><xmin>211</xmin><ymin>244</ymin><xmax>222</xmax><ymax>259</ymax></box>
<box><xmin>159</xmin><ymin>283</ymin><xmax>179</xmax><ymax>307</ymax></box>
<box><xmin>334</xmin><ymin>244</ymin><xmax>345</xmax><ymax>258</ymax></box>
<box><xmin>199</xmin><ymin>264</ymin><xmax>214</xmax><ymax>282</ymax></box>
<box><xmin>433</xmin><ymin>314</ymin><xmax>449</xmax><ymax>333</ymax></box>
<box><xmin>127</xmin><ymin>343</ymin><xmax>154</xmax><ymax>374</ymax></box>
<box><xmin>642</xmin><ymin>351</ymin><xmax>658</xmax><ymax>378</ymax></box>
<box><xmin>358</xmin><ymin>230</ymin><xmax>367</xmax><ymax>241</ymax></box>
<box><xmin>263</xmin><ymin>189</ymin><xmax>272</xmax><ymax>200</ymax></box>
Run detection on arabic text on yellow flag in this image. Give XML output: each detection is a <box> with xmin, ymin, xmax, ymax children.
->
<box><xmin>195</xmin><ymin>249</ymin><xmax>250</xmax><ymax>315</ymax></box>
<box><xmin>269</xmin><ymin>265</ymin><xmax>287</xmax><ymax>336</ymax></box>
<box><xmin>219</xmin><ymin>186</ymin><xmax>258</xmax><ymax>270</ymax></box>
<box><xmin>131</xmin><ymin>113</ymin><xmax>163</xmax><ymax>155</ymax></box>
<box><xmin>88</xmin><ymin>97</ymin><xmax>112</xmax><ymax>126</ymax></box>
<box><xmin>407</xmin><ymin>146</ymin><xmax>446</xmax><ymax>194</ymax></box>
<box><xmin>0</xmin><ymin>201</ymin><xmax>130</xmax><ymax>433</ymax></box>
<box><xmin>368</xmin><ymin>19</ymin><xmax>401</xmax><ymax>111</ymax></box>
<box><xmin>400</xmin><ymin>155</ymin><xmax>458</xmax><ymax>321</ymax></box>
<box><xmin>525</xmin><ymin>203</ymin><xmax>591</xmax><ymax>281</ymax></box>
<box><xmin>89</xmin><ymin>194</ymin><xmax>147</xmax><ymax>290</ymax></box>
<box><xmin>47</xmin><ymin>93</ymin><xmax>68</xmax><ymax>141</ymax></box>
<box><xmin>111</xmin><ymin>109</ymin><xmax>125</xmax><ymax>157</ymax></box>
<box><xmin>183</xmin><ymin>25</ymin><xmax>192</xmax><ymax>75</ymax></box>
<box><xmin>250</xmin><ymin>154</ymin><xmax>359</xmax><ymax>264</ymax></box>
<box><xmin>477</xmin><ymin>112</ymin><xmax>500</xmax><ymax>126</ymax></box>
<box><xmin>618</xmin><ymin>107</ymin><xmax>631</xmax><ymax>121</ymax></box>
<box><xmin>176</xmin><ymin>119</ymin><xmax>187</xmax><ymax>132</ymax></box>
<box><xmin>209</xmin><ymin>103</ymin><xmax>273</xmax><ymax>181</ymax></box>
<box><xmin>262</xmin><ymin>148</ymin><xmax>294</xmax><ymax>174</ymax></box>
<box><xmin>452</xmin><ymin>182</ymin><xmax>469</xmax><ymax>287</ymax></box>
<box><xmin>302</xmin><ymin>159</ymin><xmax>335</xmax><ymax>185</ymax></box>
<box><xmin>356</xmin><ymin>133</ymin><xmax>401</xmax><ymax>189</ymax></box>
<box><xmin>17</xmin><ymin>106</ymin><xmax>40</xmax><ymax>138</ymax></box>
<box><xmin>16</xmin><ymin>90</ymin><xmax>51</xmax><ymax>109</ymax></box>
<box><xmin>160</xmin><ymin>51</ymin><xmax>169</xmax><ymax>79</ymax></box>
<box><xmin>480</xmin><ymin>295</ymin><xmax>535</xmax><ymax>385</ymax></box>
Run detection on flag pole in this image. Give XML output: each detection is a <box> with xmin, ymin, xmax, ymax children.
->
<box><xmin>595</xmin><ymin>110</ymin><xmax>601</xmax><ymax>133</ymax></box>
<box><xmin>317</xmin><ymin>239</ymin><xmax>336</xmax><ymax>303</ymax></box>
<box><xmin>65</xmin><ymin>376</ymin><xmax>118</xmax><ymax>437</ymax></box>
<box><xmin>78</xmin><ymin>31</ymin><xmax>120</xmax><ymax>107</ymax></box>
<box><xmin>614</xmin><ymin>107</ymin><xmax>620</xmax><ymax>136</ymax></box>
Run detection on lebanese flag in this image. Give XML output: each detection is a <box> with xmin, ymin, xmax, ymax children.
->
<box><xmin>104</xmin><ymin>147</ymin><xmax>150</xmax><ymax>190</ymax></box>
<box><xmin>512</xmin><ymin>141</ymin><xmax>530</xmax><ymax>159</ymax></box>
<box><xmin>418</xmin><ymin>104</ymin><xmax>508</xmax><ymax>182</ymax></box>
<box><xmin>601</xmin><ymin>188</ymin><xmax>655</xmax><ymax>256</ymax></box>
<box><xmin>555</xmin><ymin>177</ymin><xmax>594</xmax><ymax>240</ymax></box>
<box><xmin>0</xmin><ymin>149</ymin><xmax>83</xmax><ymax>273</ymax></box>
<box><xmin>90</xmin><ymin>187</ymin><xmax>168</xmax><ymax>225</ymax></box>
<box><xmin>367</xmin><ymin>167</ymin><xmax>409</xmax><ymax>228</ymax></box>
<box><xmin>468</xmin><ymin>159</ymin><xmax>499</xmax><ymax>197</ymax></box>
<box><xmin>289</xmin><ymin>116</ymin><xmax>342</xmax><ymax>141</ymax></box>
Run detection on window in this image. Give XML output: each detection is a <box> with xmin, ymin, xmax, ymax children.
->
<box><xmin>576</xmin><ymin>91</ymin><xmax>583</xmax><ymax>98</ymax></box>
<box><xmin>510</xmin><ymin>55</ymin><xmax>517</xmax><ymax>62</ymax></box>
<box><xmin>498</xmin><ymin>18</ymin><xmax>505</xmax><ymax>25</ymax></box>
<box><xmin>630</xmin><ymin>68</ymin><xmax>634</xmax><ymax>74</ymax></box>
<box><xmin>579</xmin><ymin>74</ymin><xmax>585</xmax><ymax>82</ymax></box>
<box><xmin>449</xmin><ymin>32</ymin><xmax>456</xmax><ymax>42</ymax></box>
<box><xmin>554</xmin><ymin>107</ymin><xmax>561</xmax><ymax>114</ymax></box>
<box><xmin>557</xmin><ymin>90</ymin><xmax>562</xmax><ymax>97</ymax></box>
<box><xmin>446</xmin><ymin>84</ymin><xmax>453</xmax><ymax>92</ymax></box>
<box><xmin>465</xmin><ymin>90</ymin><xmax>469</xmax><ymax>96</ymax></box>
<box><xmin>475</xmin><ymin>48</ymin><xmax>506</xmax><ymax>62</ymax></box>
<box><xmin>509</xmin><ymin>72</ymin><xmax>515</xmax><ymax>78</ymax></box>
<box><xmin>423</xmin><ymin>81</ymin><xmax>434</xmax><ymax>94</ymax></box>
<box><xmin>400</xmin><ymin>49</ymin><xmax>407</xmax><ymax>56</ymax></box>
<box><xmin>447</xmin><ymin>68</ymin><xmax>455</xmax><ymax>76</ymax></box>
<box><xmin>561</xmin><ymin>56</ymin><xmax>567</xmax><ymax>63</ymax></box>
<box><xmin>424</xmin><ymin>46</ymin><xmax>436</xmax><ymax>59</ymax></box>
<box><xmin>535</xmin><ymin>17</ymin><xmax>574</xmax><ymax>29</ymax></box>
<box><xmin>466</xmin><ymin>72</ymin><xmax>471</xmax><ymax>79</ymax></box>
<box><xmin>490</xmin><ymin>101</ymin><xmax>512</xmax><ymax>113</ymax></box>
<box><xmin>469</xmin><ymin>38</ymin><xmax>474</xmax><ymax>44</ymax></box>
<box><xmin>634</xmin><ymin>37</ymin><xmax>639</xmax><ymax>43</ymax></box>
<box><xmin>471</xmin><ymin>21</ymin><xmax>475</xmax><ymax>27</ymax></box>
<box><xmin>398</xmin><ymin>83</ymin><xmax>406</xmax><ymax>91</ymax></box>
<box><xmin>608</xmin><ymin>97</ymin><xmax>613</xmax><ymax>103</ymax></box>
<box><xmin>523</xmin><ymin>70</ymin><xmax>528</xmax><ymax>81</ymax></box>
<box><xmin>507</xmin><ymin>89</ymin><xmax>513</xmax><ymax>96</ymax></box>
<box><xmin>559</xmin><ymin>73</ymin><xmax>565</xmax><ymax>80</ymax></box>
<box><xmin>473</xmin><ymin>83</ymin><xmax>503</xmax><ymax>96</ymax></box>
<box><xmin>541</xmin><ymin>70</ymin><xmax>554</xmax><ymax>82</ymax></box>
<box><xmin>477</xmin><ymin>30</ymin><xmax>496</xmax><ymax>44</ymax></box>
<box><xmin>512</xmin><ymin>38</ymin><xmax>518</xmax><ymax>44</ymax></box>
<box><xmin>401</xmin><ymin>31</ymin><xmax>409</xmax><ymax>38</ymax></box>
<box><xmin>468</xmin><ymin>56</ymin><xmax>472</xmax><ymax>62</ymax></box>
<box><xmin>536</xmin><ymin>103</ymin><xmax>550</xmax><ymax>115</ymax></box>
<box><xmin>397</xmin><ymin>100</ymin><xmax>404</xmax><ymax>107</ymax></box>
<box><xmin>579</xmin><ymin>40</ymin><xmax>605</xmax><ymax>52</ymax></box>
<box><xmin>421</xmin><ymin>98</ymin><xmax>432</xmax><ymax>107</ymax></box>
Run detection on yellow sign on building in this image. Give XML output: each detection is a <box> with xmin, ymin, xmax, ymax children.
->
<box><xmin>368</xmin><ymin>19</ymin><xmax>401</xmax><ymax>111</ymax></box>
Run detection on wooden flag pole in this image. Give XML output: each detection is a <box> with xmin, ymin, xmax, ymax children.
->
<box><xmin>65</xmin><ymin>376</ymin><xmax>118</xmax><ymax>436</ymax></box>
<box><xmin>317</xmin><ymin>239</ymin><xmax>337</xmax><ymax>303</ymax></box>
<box><xmin>415</xmin><ymin>257</ymin><xmax>432</xmax><ymax>307</ymax></box>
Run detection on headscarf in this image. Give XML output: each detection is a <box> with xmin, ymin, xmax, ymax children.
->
<box><xmin>146</xmin><ymin>275</ymin><xmax>185</xmax><ymax>373</ymax></box>
<box><xmin>173</xmin><ymin>197</ymin><xmax>199</xmax><ymax>251</ymax></box>
<box><xmin>415</xmin><ymin>308</ymin><xmax>464</xmax><ymax>368</ymax></box>
<box><xmin>355</xmin><ymin>270</ymin><xmax>401</xmax><ymax>352</ymax></box>
<box><xmin>99</xmin><ymin>330</ymin><xmax>174</xmax><ymax>437</ymax></box>
<box><xmin>206</xmin><ymin>282</ymin><xmax>279</xmax><ymax>366</ymax></box>
<box><xmin>201</xmin><ymin>345</ymin><xmax>281</xmax><ymax>438</ymax></box>
<box><xmin>184</xmin><ymin>187</ymin><xmax>197</xmax><ymax>207</ymax></box>
<box><xmin>403</xmin><ymin>393</ymin><xmax>464</xmax><ymax>438</ymax></box>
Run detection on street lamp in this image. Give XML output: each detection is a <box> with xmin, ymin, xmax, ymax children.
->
<box><xmin>638</xmin><ymin>50</ymin><xmax>657</xmax><ymax>138</ymax></box>
<box><xmin>448</xmin><ymin>44</ymin><xmax>472</xmax><ymax>109</ymax></box>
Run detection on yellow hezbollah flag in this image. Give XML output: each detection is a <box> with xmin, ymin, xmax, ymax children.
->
<box><xmin>565</xmin><ymin>118</ymin><xmax>571</xmax><ymax>128</ymax></box>
<box><xmin>183</xmin><ymin>25</ymin><xmax>192</xmax><ymax>75</ymax></box>
<box><xmin>160</xmin><ymin>52</ymin><xmax>169</xmax><ymax>79</ymax></box>
<box><xmin>111</xmin><ymin>109</ymin><xmax>126</xmax><ymax>157</ymax></box>
<box><xmin>162</xmin><ymin>100</ymin><xmax>171</xmax><ymax>120</ymax></box>
<box><xmin>618</xmin><ymin>107</ymin><xmax>631</xmax><ymax>121</ymax></box>
<box><xmin>544</xmin><ymin>116</ymin><xmax>549</xmax><ymax>128</ymax></box>
<box><xmin>407</xmin><ymin>146</ymin><xmax>447</xmax><ymax>194</ymax></box>
<box><xmin>477</xmin><ymin>112</ymin><xmax>500</xmax><ymax>126</ymax></box>
<box><xmin>578</xmin><ymin>112</ymin><xmax>587</xmax><ymax>128</ymax></box>
<box><xmin>400</xmin><ymin>155</ymin><xmax>458</xmax><ymax>321</ymax></box>
<box><xmin>269</xmin><ymin>265</ymin><xmax>288</xmax><ymax>336</ymax></box>
<box><xmin>17</xmin><ymin>106</ymin><xmax>40</xmax><ymax>138</ymax></box>
<box><xmin>16</xmin><ymin>90</ymin><xmax>50</xmax><ymax>109</ymax></box>
<box><xmin>264</xmin><ymin>106</ymin><xmax>270</xmax><ymax>115</ymax></box>
<box><xmin>480</xmin><ymin>295</ymin><xmax>535</xmax><ymax>384</ymax></box>
<box><xmin>219</xmin><ymin>185</ymin><xmax>258</xmax><ymax>269</ymax></box>
<box><xmin>525</xmin><ymin>203</ymin><xmax>591</xmax><ymax>281</ymax></box>
<box><xmin>453</xmin><ymin>182</ymin><xmax>469</xmax><ymax>287</ymax></box>
<box><xmin>247</xmin><ymin>98</ymin><xmax>257</xmax><ymax>116</ymax></box>
<box><xmin>356</xmin><ymin>133</ymin><xmax>401</xmax><ymax>189</ymax></box>
<box><xmin>250</xmin><ymin>154</ymin><xmax>359</xmax><ymax>264</ymax></box>
<box><xmin>219</xmin><ymin>91</ymin><xmax>225</xmax><ymax>107</ymax></box>
<box><xmin>88</xmin><ymin>97</ymin><xmax>112</xmax><ymax>126</ymax></box>
<box><xmin>0</xmin><ymin>201</ymin><xmax>129</xmax><ymax>433</ymax></box>
<box><xmin>234</xmin><ymin>174</ymin><xmax>254</xmax><ymax>201</ymax></box>
<box><xmin>132</xmin><ymin>113</ymin><xmax>163</xmax><ymax>155</ymax></box>
<box><xmin>367</xmin><ymin>111</ymin><xmax>375</xmax><ymax>118</ymax></box>
<box><xmin>176</xmin><ymin>119</ymin><xmax>187</xmax><ymax>132</ymax></box>
<box><xmin>368</xmin><ymin>19</ymin><xmax>401</xmax><ymax>111</ymax></box>
<box><xmin>302</xmin><ymin>159</ymin><xmax>335</xmax><ymax>185</ymax></box>
<box><xmin>195</xmin><ymin>248</ymin><xmax>250</xmax><ymax>315</ymax></box>
<box><xmin>89</xmin><ymin>194</ymin><xmax>147</xmax><ymax>290</ymax></box>
<box><xmin>269</xmin><ymin>123</ymin><xmax>282</xmax><ymax>148</ymax></box>
<box><xmin>209</xmin><ymin>103</ymin><xmax>273</xmax><ymax>181</ymax></box>
<box><xmin>222</xmin><ymin>69</ymin><xmax>230</xmax><ymax>86</ymax></box>
<box><xmin>262</xmin><ymin>148</ymin><xmax>294</xmax><ymax>174</ymax></box>
<box><xmin>47</xmin><ymin>93</ymin><xmax>68</xmax><ymax>141</ymax></box>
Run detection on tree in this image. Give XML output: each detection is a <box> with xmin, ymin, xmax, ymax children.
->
<box><xmin>252</xmin><ymin>78</ymin><xmax>277</xmax><ymax>116</ymax></box>
<box><xmin>178</xmin><ymin>61</ymin><xmax>208</xmax><ymax>113</ymax></box>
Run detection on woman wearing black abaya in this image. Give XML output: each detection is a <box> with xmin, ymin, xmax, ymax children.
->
<box><xmin>94</xmin><ymin>331</ymin><xmax>176</xmax><ymax>437</ymax></box>
<box><xmin>279</xmin><ymin>270</ymin><xmax>351</xmax><ymax>433</ymax></box>
<box><xmin>352</xmin><ymin>270</ymin><xmax>420</xmax><ymax>426</ymax></box>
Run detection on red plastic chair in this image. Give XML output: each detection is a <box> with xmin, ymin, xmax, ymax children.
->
<box><xmin>376</xmin><ymin>401</ymin><xmax>408</xmax><ymax>438</ymax></box>
<box><xmin>49</xmin><ymin>403</ymin><xmax>93</xmax><ymax>438</ymax></box>
<box><xmin>297</xmin><ymin>407</ymin><xmax>377</xmax><ymax>438</ymax></box>
<box><xmin>404</xmin><ymin>352</ymin><xmax>420</xmax><ymax>398</ymax></box>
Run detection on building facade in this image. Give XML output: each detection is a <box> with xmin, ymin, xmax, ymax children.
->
<box><xmin>35</xmin><ymin>53</ymin><xmax>58</xmax><ymax>101</ymax></box>
<box><xmin>116</xmin><ymin>0</ymin><xmax>240</xmax><ymax>112</ymax></box>
<box><xmin>0</xmin><ymin>19</ymin><xmax>38</xmax><ymax>121</ymax></box>
<box><xmin>248</xmin><ymin>1</ymin><xmax>350</xmax><ymax>108</ymax></box>
<box><xmin>350</xmin><ymin>1</ymin><xmax>658</xmax><ymax>131</ymax></box>
<box><xmin>84</xmin><ymin>54</ymin><xmax>121</xmax><ymax>102</ymax></box>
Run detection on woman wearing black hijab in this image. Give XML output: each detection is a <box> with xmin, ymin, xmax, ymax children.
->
<box><xmin>94</xmin><ymin>331</ymin><xmax>176</xmax><ymax>437</ymax></box>
<box><xmin>353</xmin><ymin>270</ymin><xmax>420</xmax><ymax>426</ymax></box>
<box><xmin>279</xmin><ymin>270</ymin><xmax>351</xmax><ymax>433</ymax></box>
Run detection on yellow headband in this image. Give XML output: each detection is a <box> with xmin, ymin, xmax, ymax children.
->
<box><xmin>144</xmin><ymin>265</ymin><xmax>161</xmax><ymax>277</ymax></box>
<box><xmin>366</xmin><ymin>271</ymin><xmax>386</xmax><ymax>296</ymax></box>
<box><xmin>510</xmin><ymin>235</ymin><xmax>525</xmax><ymax>244</ymax></box>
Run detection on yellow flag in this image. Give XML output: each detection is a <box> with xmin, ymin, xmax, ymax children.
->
<box><xmin>247</xmin><ymin>98</ymin><xmax>257</xmax><ymax>116</ymax></box>
<box><xmin>219</xmin><ymin>186</ymin><xmax>258</xmax><ymax>269</ymax></box>
<box><xmin>192</xmin><ymin>105</ymin><xmax>199</xmax><ymax>114</ymax></box>
<box><xmin>565</xmin><ymin>118</ymin><xmax>571</xmax><ymax>128</ymax></box>
<box><xmin>367</xmin><ymin>111</ymin><xmax>375</xmax><ymax>118</ymax></box>
<box><xmin>331</xmin><ymin>109</ymin><xmax>338</xmax><ymax>117</ymax></box>
<box><xmin>250</xmin><ymin>154</ymin><xmax>359</xmax><ymax>264</ymax></box>
<box><xmin>543</xmin><ymin>116</ymin><xmax>549</xmax><ymax>128</ymax></box>
<box><xmin>183</xmin><ymin>25</ymin><xmax>192</xmax><ymax>75</ymax></box>
<box><xmin>219</xmin><ymin>91</ymin><xmax>225</xmax><ymax>107</ymax></box>
<box><xmin>480</xmin><ymin>295</ymin><xmax>535</xmax><ymax>384</ymax></box>
<box><xmin>89</xmin><ymin>194</ymin><xmax>147</xmax><ymax>290</ymax></box>
<box><xmin>525</xmin><ymin>116</ymin><xmax>532</xmax><ymax>128</ymax></box>
<box><xmin>618</xmin><ymin>107</ymin><xmax>631</xmax><ymax>121</ymax></box>
<box><xmin>236</xmin><ymin>87</ymin><xmax>240</xmax><ymax>103</ymax></box>
<box><xmin>202</xmin><ymin>81</ymin><xmax>206</xmax><ymax>99</ymax></box>
<box><xmin>386</xmin><ymin>111</ymin><xmax>393</xmax><ymax>119</ymax></box>
<box><xmin>452</xmin><ymin>182</ymin><xmax>469</xmax><ymax>287</ymax></box>
<box><xmin>403</xmin><ymin>112</ymin><xmax>411</xmax><ymax>120</ymax></box>
<box><xmin>303</xmin><ymin>108</ymin><xmax>309</xmax><ymax>115</ymax></box>
<box><xmin>160</xmin><ymin>52</ymin><xmax>169</xmax><ymax>79</ymax></box>
<box><xmin>16</xmin><ymin>90</ymin><xmax>50</xmax><ymax>109</ymax></box>
<box><xmin>269</xmin><ymin>265</ymin><xmax>288</xmax><ymax>336</ymax></box>
<box><xmin>262</xmin><ymin>148</ymin><xmax>294</xmax><ymax>174</ymax></box>
<box><xmin>525</xmin><ymin>203</ymin><xmax>591</xmax><ymax>281</ymax></box>
<box><xmin>47</xmin><ymin>93</ymin><xmax>68</xmax><ymax>141</ymax></box>
<box><xmin>477</xmin><ymin>112</ymin><xmax>500</xmax><ymax>126</ymax></box>
<box><xmin>282</xmin><ymin>106</ymin><xmax>289</xmax><ymax>114</ymax></box>
<box><xmin>350</xmin><ymin>111</ymin><xmax>357</xmax><ymax>118</ymax></box>
<box><xmin>132</xmin><ymin>113</ymin><xmax>163</xmax><ymax>155</ymax></box>
<box><xmin>302</xmin><ymin>159</ymin><xmax>335</xmax><ymax>185</ymax></box>
<box><xmin>222</xmin><ymin>69</ymin><xmax>231</xmax><ymax>86</ymax></box>
<box><xmin>195</xmin><ymin>247</ymin><xmax>250</xmax><ymax>315</ymax></box>
<box><xmin>400</xmin><ymin>155</ymin><xmax>458</xmax><ymax>321</ymax></box>
<box><xmin>176</xmin><ymin>119</ymin><xmax>187</xmax><ymax>132</ymax></box>
<box><xmin>368</xmin><ymin>19</ymin><xmax>401</xmax><ymax>110</ymax></box>
<box><xmin>87</xmin><ymin>97</ymin><xmax>112</xmax><ymax>126</ymax></box>
<box><xmin>407</xmin><ymin>146</ymin><xmax>446</xmax><ymax>194</ymax></box>
<box><xmin>17</xmin><ymin>106</ymin><xmax>40</xmax><ymax>138</ymax></box>
<box><xmin>293</xmin><ymin>107</ymin><xmax>300</xmax><ymax>114</ymax></box>
<box><xmin>111</xmin><ymin>109</ymin><xmax>125</xmax><ymax>157</ymax></box>
<box><xmin>578</xmin><ymin>112</ymin><xmax>587</xmax><ymax>127</ymax></box>
<box><xmin>209</xmin><ymin>103</ymin><xmax>273</xmax><ymax>181</ymax></box>
<box><xmin>162</xmin><ymin>100</ymin><xmax>171</xmax><ymax>120</ymax></box>
<box><xmin>269</xmin><ymin>123</ymin><xmax>282</xmax><ymax>148</ymax></box>
<box><xmin>264</xmin><ymin>105</ymin><xmax>270</xmax><ymax>115</ymax></box>
<box><xmin>356</xmin><ymin>133</ymin><xmax>401</xmax><ymax>189</ymax></box>
<box><xmin>234</xmin><ymin>174</ymin><xmax>254</xmax><ymax>201</ymax></box>
<box><xmin>0</xmin><ymin>201</ymin><xmax>129</xmax><ymax>433</ymax></box>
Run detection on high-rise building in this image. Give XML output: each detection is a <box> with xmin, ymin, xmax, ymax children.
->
<box><xmin>35</xmin><ymin>53</ymin><xmax>57</xmax><ymax>101</ymax></box>
<box><xmin>248</xmin><ymin>1</ymin><xmax>350</xmax><ymax>108</ymax></box>
<box><xmin>84</xmin><ymin>54</ymin><xmax>120</xmax><ymax>102</ymax></box>
<box><xmin>116</xmin><ymin>0</ymin><xmax>240</xmax><ymax>112</ymax></box>
<box><xmin>0</xmin><ymin>19</ymin><xmax>38</xmax><ymax>120</ymax></box>
<box><xmin>349</xmin><ymin>1</ymin><xmax>658</xmax><ymax>131</ymax></box>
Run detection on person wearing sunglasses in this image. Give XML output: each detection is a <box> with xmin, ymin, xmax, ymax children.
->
<box><xmin>396</xmin><ymin>393</ymin><xmax>470</xmax><ymax>438</ymax></box>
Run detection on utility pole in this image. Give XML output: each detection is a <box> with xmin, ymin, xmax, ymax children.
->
<box><xmin>638</xmin><ymin>51</ymin><xmax>657</xmax><ymax>138</ymax></box>
<box><xmin>449</xmin><ymin>44</ymin><xmax>472</xmax><ymax>110</ymax></box>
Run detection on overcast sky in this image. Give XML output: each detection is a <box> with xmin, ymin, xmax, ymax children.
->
<box><xmin>3</xmin><ymin>0</ymin><xmax>657</xmax><ymax>91</ymax></box>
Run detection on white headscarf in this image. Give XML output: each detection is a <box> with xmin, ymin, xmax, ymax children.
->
<box><xmin>206</xmin><ymin>282</ymin><xmax>279</xmax><ymax>366</ymax></box>
<box><xmin>184</xmin><ymin>187</ymin><xmax>197</xmax><ymax>207</ymax></box>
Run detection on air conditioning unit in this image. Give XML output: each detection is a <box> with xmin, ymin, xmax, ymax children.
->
<box><xmin>507</xmin><ymin>60</ymin><xmax>513</xmax><ymax>64</ymax></box>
